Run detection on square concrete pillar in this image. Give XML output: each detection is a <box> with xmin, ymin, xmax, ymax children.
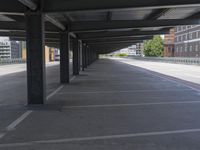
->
<box><xmin>25</xmin><ymin>12</ymin><xmax>46</xmax><ymax>104</ymax></box>
<box><xmin>82</xmin><ymin>44</ymin><xmax>86</xmax><ymax>70</ymax></box>
<box><xmin>60</xmin><ymin>31</ymin><xmax>70</xmax><ymax>83</ymax></box>
<box><xmin>73</xmin><ymin>39</ymin><xmax>79</xmax><ymax>75</ymax></box>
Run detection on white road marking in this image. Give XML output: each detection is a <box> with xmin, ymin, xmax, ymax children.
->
<box><xmin>63</xmin><ymin>100</ymin><xmax>200</xmax><ymax>109</ymax></box>
<box><xmin>70</xmin><ymin>76</ymin><xmax>76</xmax><ymax>82</ymax></box>
<box><xmin>6</xmin><ymin>110</ymin><xmax>33</xmax><ymax>131</ymax></box>
<box><xmin>46</xmin><ymin>76</ymin><xmax>76</xmax><ymax>100</ymax></box>
<box><xmin>0</xmin><ymin>76</ymin><xmax>77</xmax><ymax>139</ymax></box>
<box><xmin>47</xmin><ymin>85</ymin><xmax>64</xmax><ymax>100</ymax></box>
<box><xmin>0</xmin><ymin>133</ymin><xmax>6</xmax><ymax>139</ymax></box>
<box><xmin>1</xmin><ymin>128</ymin><xmax>200</xmax><ymax>147</ymax></box>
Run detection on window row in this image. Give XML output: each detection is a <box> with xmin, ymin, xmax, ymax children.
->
<box><xmin>175</xmin><ymin>25</ymin><xmax>200</xmax><ymax>33</ymax></box>
<box><xmin>175</xmin><ymin>31</ymin><xmax>200</xmax><ymax>43</ymax></box>
<box><xmin>175</xmin><ymin>44</ymin><xmax>200</xmax><ymax>52</ymax></box>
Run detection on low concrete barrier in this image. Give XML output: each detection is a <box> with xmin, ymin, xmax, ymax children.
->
<box><xmin>0</xmin><ymin>58</ymin><xmax>26</xmax><ymax>65</ymax></box>
<box><xmin>128</xmin><ymin>56</ymin><xmax>200</xmax><ymax>66</ymax></box>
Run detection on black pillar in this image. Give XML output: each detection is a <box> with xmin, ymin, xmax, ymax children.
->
<box><xmin>78</xmin><ymin>40</ymin><xmax>81</xmax><ymax>71</ymax></box>
<box><xmin>26</xmin><ymin>12</ymin><xmax>45</xmax><ymax>104</ymax></box>
<box><xmin>60</xmin><ymin>31</ymin><xmax>70</xmax><ymax>83</ymax></box>
<box><xmin>82</xmin><ymin>44</ymin><xmax>86</xmax><ymax>70</ymax></box>
<box><xmin>73</xmin><ymin>39</ymin><xmax>79</xmax><ymax>75</ymax></box>
<box><xmin>86</xmin><ymin>46</ymin><xmax>90</xmax><ymax>66</ymax></box>
<box><xmin>89</xmin><ymin>47</ymin><xmax>92</xmax><ymax>65</ymax></box>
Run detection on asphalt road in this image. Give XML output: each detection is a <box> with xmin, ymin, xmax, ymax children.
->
<box><xmin>0</xmin><ymin>58</ymin><xmax>200</xmax><ymax>150</ymax></box>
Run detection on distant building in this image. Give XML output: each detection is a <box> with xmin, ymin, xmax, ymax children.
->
<box><xmin>164</xmin><ymin>28</ymin><xmax>175</xmax><ymax>57</ymax></box>
<box><xmin>174</xmin><ymin>25</ymin><xmax>200</xmax><ymax>57</ymax></box>
<box><xmin>0</xmin><ymin>41</ymin><xmax>11</xmax><ymax>59</ymax></box>
<box><xmin>112</xmin><ymin>43</ymin><xmax>144</xmax><ymax>56</ymax></box>
<box><xmin>136</xmin><ymin>43</ymin><xmax>144</xmax><ymax>56</ymax></box>
<box><xmin>20</xmin><ymin>42</ymin><xmax>58</xmax><ymax>62</ymax></box>
<box><xmin>10</xmin><ymin>41</ymin><xmax>22</xmax><ymax>59</ymax></box>
<box><xmin>0</xmin><ymin>39</ymin><xmax>23</xmax><ymax>59</ymax></box>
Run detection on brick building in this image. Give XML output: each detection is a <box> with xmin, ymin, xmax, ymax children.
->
<box><xmin>164</xmin><ymin>28</ymin><xmax>175</xmax><ymax>57</ymax></box>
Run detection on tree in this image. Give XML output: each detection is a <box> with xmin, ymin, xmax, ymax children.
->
<box><xmin>144</xmin><ymin>35</ymin><xmax>164</xmax><ymax>57</ymax></box>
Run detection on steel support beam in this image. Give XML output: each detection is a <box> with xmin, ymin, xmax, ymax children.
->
<box><xmin>71</xmin><ymin>19</ymin><xmax>200</xmax><ymax>32</ymax></box>
<box><xmin>18</xmin><ymin>0</ymin><xmax>66</xmax><ymax>31</ymax></box>
<box><xmin>0</xmin><ymin>0</ymin><xmax>25</xmax><ymax>14</ymax></box>
<box><xmin>83</xmin><ymin>36</ymin><xmax>152</xmax><ymax>44</ymax></box>
<box><xmin>87</xmin><ymin>40</ymin><xmax>144</xmax><ymax>45</ymax></box>
<box><xmin>9</xmin><ymin>37</ymin><xmax>59</xmax><ymax>44</ymax></box>
<box><xmin>82</xmin><ymin>44</ymin><xmax>86</xmax><ymax>70</ymax></box>
<box><xmin>0</xmin><ymin>19</ymin><xmax>198</xmax><ymax>33</ymax></box>
<box><xmin>77</xmin><ymin>29</ymin><xmax>169</xmax><ymax>39</ymax></box>
<box><xmin>0</xmin><ymin>31</ymin><xmax>60</xmax><ymax>39</ymax></box>
<box><xmin>86</xmin><ymin>46</ymin><xmax>90</xmax><ymax>66</ymax></box>
<box><xmin>60</xmin><ymin>31</ymin><xmax>70</xmax><ymax>83</ymax></box>
<box><xmin>73</xmin><ymin>39</ymin><xmax>79</xmax><ymax>75</ymax></box>
<box><xmin>26</xmin><ymin>12</ymin><xmax>45</xmax><ymax>104</ymax></box>
<box><xmin>1</xmin><ymin>0</ymin><xmax>200</xmax><ymax>13</ymax></box>
<box><xmin>42</xmin><ymin>0</ymin><xmax>200</xmax><ymax>13</ymax></box>
<box><xmin>77</xmin><ymin>40</ymin><xmax>81</xmax><ymax>71</ymax></box>
<box><xmin>0</xmin><ymin>21</ymin><xmax>61</xmax><ymax>32</ymax></box>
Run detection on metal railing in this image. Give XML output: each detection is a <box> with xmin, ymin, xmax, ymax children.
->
<box><xmin>128</xmin><ymin>56</ymin><xmax>200</xmax><ymax>66</ymax></box>
<box><xmin>0</xmin><ymin>58</ymin><xmax>26</xmax><ymax>65</ymax></box>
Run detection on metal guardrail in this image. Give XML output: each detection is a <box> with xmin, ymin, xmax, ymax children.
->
<box><xmin>0</xmin><ymin>58</ymin><xmax>26</xmax><ymax>65</ymax></box>
<box><xmin>128</xmin><ymin>56</ymin><xmax>200</xmax><ymax>66</ymax></box>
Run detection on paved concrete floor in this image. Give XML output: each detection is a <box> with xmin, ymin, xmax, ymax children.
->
<box><xmin>0</xmin><ymin>58</ymin><xmax>200</xmax><ymax>149</ymax></box>
<box><xmin>114</xmin><ymin>57</ymin><xmax>200</xmax><ymax>86</ymax></box>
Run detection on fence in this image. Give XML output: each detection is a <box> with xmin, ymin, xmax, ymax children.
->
<box><xmin>0</xmin><ymin>58</ymin><xmax>26</xmax><ymax>65</ymax></box>
<box><xmin>128</xmin><ymin>56</ymin><xmax>200</xmax><ymax>66</ymax></box>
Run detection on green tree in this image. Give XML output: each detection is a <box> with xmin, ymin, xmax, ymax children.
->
<box><xmin>144</xmin><ymin>35</ymin><xmax>164</xmax><ymax>57</ymax></box>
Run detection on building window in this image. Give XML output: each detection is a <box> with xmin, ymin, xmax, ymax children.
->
<box><xmin>176</xmin><ymin>47</ymin><xmax>179</xmax><ymax>52</ymax></box>
<box><xmin>195</xmin><ymin>45</ymin><xmax>198</xmax><ymax>52</ymax></box>
<box><xmin>190</xmin><ymin>45</ymin><xmax>193</xmax><ymax>52</ymax></box>
<box><xmin>183</xmin><ymin>34</ymin><xmax>186</xmax><ymax>41</ymax></box>
<box><xmin>175</xmin><ymin>37</ymin><xmax>177</xmax><ymax>42</ymax></box>
<box><xmin>198</xmin><ymin>31</ymin><xmax>200</xmax><ymax>38</ymax></box>
<box><xmin>178</xmin><ymin>36</ymin><xmax>181</xmax><ymax>42</ymax></box>
<box><xmin>178</xmin><ymin>26</ymin><xmax>181</xmax><ymax>31</ymax></box>
<box><xmin>189</xmin><ymin>33</ymin><xmax>192</xmax><ymax>39</ymax></box>
<box><xmin>193</xmin><ymin>32</ymin><xmax>197</xmax><ymax>39</ymax></box>
<box><xmin>185</xmin><ymin>45</ymin><xmax>187</xmax><ymax>52</ymax></box>
<box><xmin>180</xmin><ymin>46</ymin><xmax>183</xmax><ymax>52</ymax></box>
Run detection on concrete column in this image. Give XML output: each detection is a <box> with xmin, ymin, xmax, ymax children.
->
<box><xmin>82</xmin><ymin>43</ymin><xmax>85</xmax><ymax>71</ymax></box>
<box><xmin>60</xmin><ymin>31</ymin><xmax>70</xmax><ymax>83</ymax></box>
<box><xmin>78</xmin><ymin>41</ymin><xmax>81</xmax><ymax>71</ymax></box>
<box><xmin>25</xmin><ymin>12</ymin><xmax>45</xmax><ymax>104</ymax></box>
<box><xmin>83</xmin><ymin>44</ymin><xmax>88</xmax><ymax>68</ymax></box>
<box><xmin>89</xmin><ymin>48</ymin><xmax>92</xmax><ymax>65</ymax></box>
<box><xmin>73</xmin><ymin>39</ymin><xmax>79</xmax><ymax>75</ymax></box>
<box><xmin>86</xmin><ymin>46</ymin><xmax>90</xmax><ymax>66</ymax></box>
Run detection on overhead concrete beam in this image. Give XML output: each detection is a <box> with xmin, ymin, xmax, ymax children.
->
<box><xmin>71</xmin><ymin>19</ymin><xmax>200</xmax><ymax>32</ymax></box>
<box><xmin>78</xmin><ymin>29</ymin><xmax>169</xmax><ymax>40</ymax></box>
<box><xmin>83</xmin><ymin>36</ymin><xmax>152</xmax><ymax>44</ymax></box>
<box><xmin>42</xmin><ymin>0</ymin><xmax>200</xmax><ymax>13</ymax></box>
